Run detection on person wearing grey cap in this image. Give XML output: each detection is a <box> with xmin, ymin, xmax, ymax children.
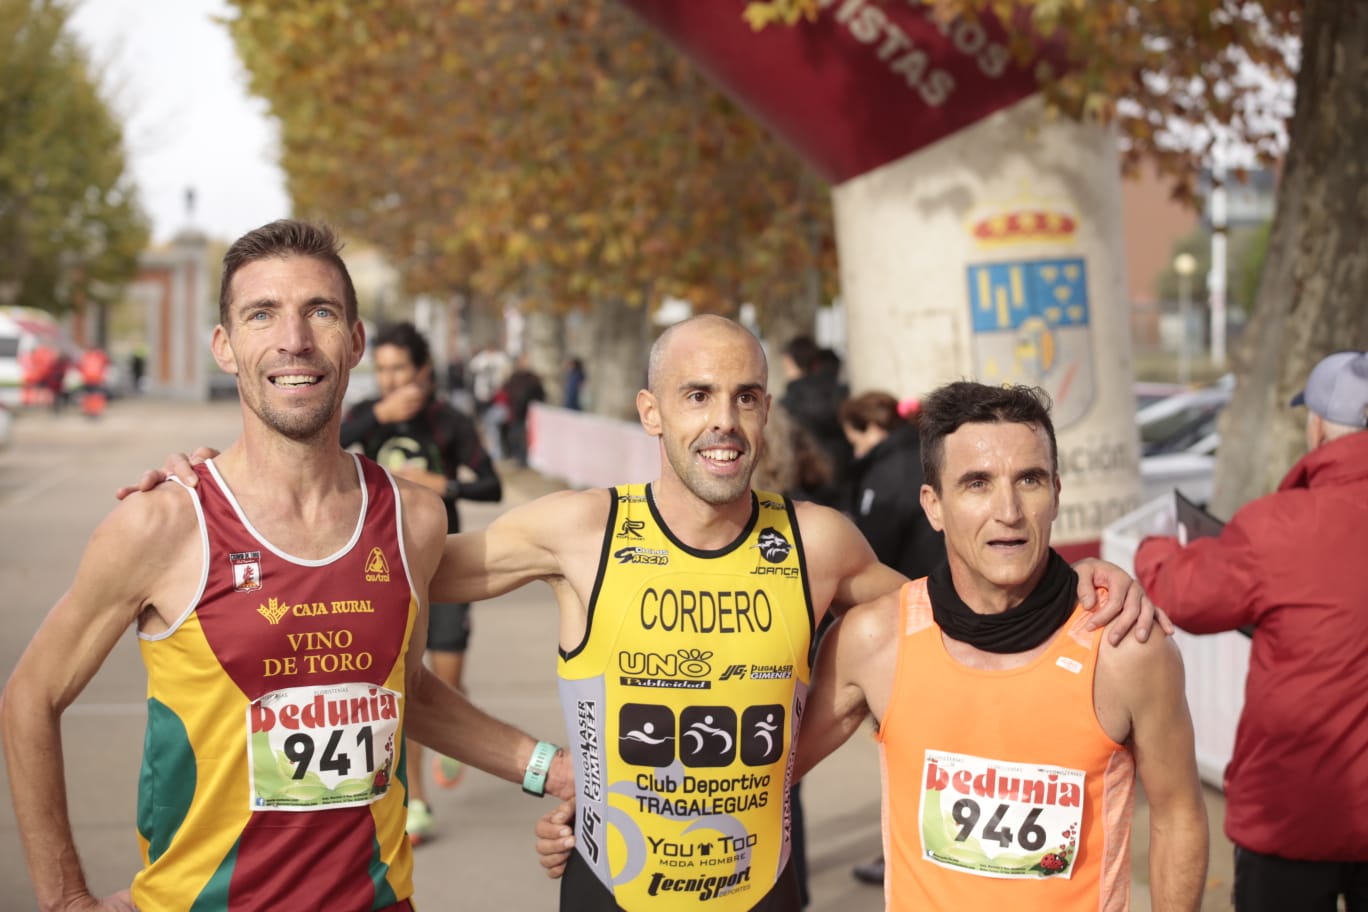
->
<box><xmin>1134</xmin><ymin>350</ymin><xmax>1368</xmax><ymax>912</ymax></box>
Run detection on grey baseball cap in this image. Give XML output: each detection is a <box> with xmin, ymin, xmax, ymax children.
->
<box><xmin>1289</xmin><ymin>351</ymin><xmax>1368</xmax><ymax>427</ymax></box>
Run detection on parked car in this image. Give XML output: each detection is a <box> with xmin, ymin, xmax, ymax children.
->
<box><xmin>1137</xmin><ymin>377</ymin><xmax>1232</xmax><ymax>457</ymax></box>
<box><xmin>1136</xmin><ymin>377</ymin><xmax>1233</xmax><ymax>504</ymax></box>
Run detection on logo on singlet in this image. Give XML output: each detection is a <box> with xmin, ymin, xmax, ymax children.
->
<box><xmin>617</xmin><ymin>518</ymin><xmax>646</xmax><ymax>540</ymax></box>
<box><xmin>230</xmin><ymin>550</ymin><xmax>263</xmax><ymax>592</ymax></box>
<box><xmin>620</xmin><ymin>704</ymin><xmax>785</xmax><ymax>768</ymax></box>
<box><xmin>620</xmin><ymin>704</ymin><xmax>676</xmax><ymax>767</ymax></box>
<box><xmin>364</xmin><ymin>547</ymin><xmax>391</xmax><ymax>582</ymax></box>
<box><xmin>257</xmin><ymin>597</ymin><xmax>289</xmax><ymax>626</ymax></box>
<box><xmin>753</xmin><ymin>527</ymin><xmax>792</xmax><ymax>563</ymax></box>
<box><xmin>614</xmin><ymin>546</ymin><xmax>669</xmax><ymax>566</ymax></box>
<box><xmin>758</xmin><ymin>498</ymin><xmax>784</xmax><ymax>511</ymax></box>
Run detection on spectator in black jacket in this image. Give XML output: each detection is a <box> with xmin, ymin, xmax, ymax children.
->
<box><xmin>340</xmin><ymin>322</ymin><xmax>502</xmax><ymax>845</ymax></box>
<box><xmin>838</xmin><ymin>390</ymin><xmax>945</xmax><ymax>888</ymax></box>
<box><xmin>780</xmin><ymin>336</ymin><xmax>852</xmax><ymax>507</ymax></box>
<box><xmin>500</xmin><ymin>354</ymin><xmax>546</xmax><ymax>467</ymax></box>
<box><xmin>840</xmin><ymin>391</ymin><xmax>944</xmax><ymax>580</ymax></box>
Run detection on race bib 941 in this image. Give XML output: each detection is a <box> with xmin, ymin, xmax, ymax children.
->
<box><xmin>918</xmin><ymin>749</ymin><xmax>1085</xmax><ymax>879</ymax></box>
<box><xmin>247</xmin><ymin>683</ymin><xmax>401</xmax><ymax>811</ymax></box>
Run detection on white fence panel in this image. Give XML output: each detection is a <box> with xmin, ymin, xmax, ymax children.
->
<box><xmin>1102</xmin><ymin>497</ymin><xmax>1249</xmax><ymax>788</ymax></box>
<box><xmin>527</xmin><ymin>403</ymin><xmax>658</xmax><ymax>490</ymax></box>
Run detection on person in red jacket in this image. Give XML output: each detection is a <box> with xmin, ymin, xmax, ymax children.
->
<box><xmin>1135</xmin><ymin>350</ymin><xmax>1368</xmax><ymax>912</ymax></box>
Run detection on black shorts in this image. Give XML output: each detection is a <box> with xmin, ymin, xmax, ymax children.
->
<box><xmin>427</xmin><ymin>602</ymin><xmax>472</xmax><ymax>653</ymax></box>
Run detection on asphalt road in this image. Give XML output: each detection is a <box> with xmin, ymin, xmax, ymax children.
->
<box><xmin>0</xmin><ymin>398</ymin><xmax>1234</xmax><ymax>910</ymax></box>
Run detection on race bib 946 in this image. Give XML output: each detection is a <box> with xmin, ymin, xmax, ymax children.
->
<box><xmin>247</xmin><ymin>683</ymin><xmax>401</xmax><ymax>811</ymax></box>
<box><xmin>918</xmin><ymin>749</ymin><xmax>1085</xmax><ymax>879</ymax></box>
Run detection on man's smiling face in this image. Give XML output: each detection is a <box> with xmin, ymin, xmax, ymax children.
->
<box><xmin>212</xmin><ymin>254</ymin><xmax>363</xmax><ymax>443</ymax></box>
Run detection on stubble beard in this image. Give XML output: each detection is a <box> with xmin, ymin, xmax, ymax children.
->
<box><xmin>241</xmin><ymin>377</ymin><xmax>340</xmax><ymax>443</ymax></box>
<box><xmin>665</xmin><ymin>442</ymin><xmax>753</xmax><ymax>507</ymax></box>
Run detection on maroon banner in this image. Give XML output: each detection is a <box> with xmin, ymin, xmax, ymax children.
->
<box><xmin>620</xmin><ymin>0</ymin><xmax>1048</xmax><ymax>184</ymax></box>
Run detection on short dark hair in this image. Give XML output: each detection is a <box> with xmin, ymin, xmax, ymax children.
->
<box><xmin>218</xmin><ymin>220</ymin><xmax>358</xmax><ymax>327</ymax></box>
<box><xmin>920</xmin><ymin>381</ymin><xmax>1057</xmax><ymax>493</ymax></box>
<box><xmin>839</xmin><ymin>391</ymin><xmax>904</xmax><ymax>434</ymax></box>
<box><xmin>783</xmin><ymin>335</ymin><xmax>819</xmax><ymax>373</ymax></box>
<box><xmin>373</xmin><ymin>322</ymin><xmax>431</xmax><ymax>370</ymax></box>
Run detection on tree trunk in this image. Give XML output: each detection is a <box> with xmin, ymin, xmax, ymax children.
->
<box><xmin>1210</xmin><ymin>0</ymin><xmax>1368</xmax><ymax>517</ymax></box>
<box><xmin>585</xmin><ymin>296</ymin><xmax>651</xmax><ymax>421</ymax></box>
<box><xmin>521</xmin><ymin>307</ymin><xmax>564</xmax><ymax>404</ymax></box>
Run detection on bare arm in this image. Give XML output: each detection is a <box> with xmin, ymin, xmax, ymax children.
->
<box><xmin>1102</xmin><ymin>634</ymin><xmax>1209</xmax><ymax>911</ymax></box>
<box><xmin>793</xmin><ymin>503</ymin><xmax>907</xmax><ymax>618</ymax></box>
<box><xmin>793</xmin><ymin>604</ymin><xmax>886</xmax><ymax>782</ymax></box>
<box><xmin>397</xmin><ymin>482</ymin><xmax>573</xmax><ymax>799</ymax></box>
<box><xmin>1</xmin><ymin>489</ymin><xmax>191</xmax><ymax>911</ymax></box>
<box><xmin>429</xmin><ymin>488</ymin><xmax>606</xmax><ymax>605</ymax></box>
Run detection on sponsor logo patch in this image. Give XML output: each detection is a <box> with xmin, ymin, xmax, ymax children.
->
<box><xmin>616</xmin><ymin>518</ymin><xmax>647</xmax><ymax>540</ymax></box>
<box><xmin>257</xmin><ymin>597</ymin><xmax>289</xmax><ymax>626</ymax></box>
<box><xmin>754</xmin><ymin>527</ymin><xmax>792</xmax><ymax>563</ymax></box>
<box><xmin>614</xmin><ymin>546</ymin><xmax>669</xmax><ymax>566</ymax></box>
<box><xmin>364</xmin><ymin>547</ymin><xmax>391</xmax><ymax>582</ymax></box>
<box><xmin>230</xmin><ymin>550</ymin><xmax>262</xmax><ymax>592</ymax></box>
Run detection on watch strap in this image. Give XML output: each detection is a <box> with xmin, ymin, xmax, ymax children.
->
<box><xmin>522</xmin><ymin>740</ymin><xmax>557</xmax><ymax>797</ymax></box>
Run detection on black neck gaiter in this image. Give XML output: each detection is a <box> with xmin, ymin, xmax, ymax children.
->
<box><xmin>927</xmin><ymin>550</ymin><xmax>1078</xmax><ymax>654</ymax></box>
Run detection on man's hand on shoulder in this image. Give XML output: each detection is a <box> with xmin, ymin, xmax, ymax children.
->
<box><xmin>1072</xmin><ymin>557</ymin><xmax>1173</xmax><ymax>645</ymax></box>
<box><xmin>114</xmin><ymin>446</ymin><xmax>219</xmax><ymax>500</ymax></box>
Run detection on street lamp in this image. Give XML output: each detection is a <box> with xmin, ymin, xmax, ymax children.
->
<box><xmin>1173</xmin><ymin>252</ymin><xmax>1198</xmax><ymax>385</ymax></box>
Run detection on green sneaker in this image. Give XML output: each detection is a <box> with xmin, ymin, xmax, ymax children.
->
<box><xmin>407</xmin><ymin>799</ymin><xmax>435</xmax><ymax>846</ymax></box>
<box><xmin>433</xmin><ymin>755</ymin><xmax>466</xmax><ymax>789</ymax></box>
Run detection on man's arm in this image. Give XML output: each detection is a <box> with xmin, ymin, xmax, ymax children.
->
<box><xmin>404</xmin><ymin>666</ymin><xmax>572</xmax><ymax>800</ymax></box>
<box><xmin>444</xmin><ymin>410</ymin><xmax>501</xmax><ymax>503</ymax></box>
<box><xmin>396</xmin><ymin>481</ymin><xmax>573</xmax><ymax>799</ymax></box>
<box><xmin>793</xmin><ymin>503</ymin><xmax>907</xmax><ymax>618</ymax></box>
<box><xmin>1102</xmin><ymin>635</ymin><xmax>1209</xmax><ymax>911</ymax></box>
<box><xmin>793</xmin><ymin>602</ymin><xmax>888</xmax><ymax>782</ymax></box>
<box><xmin>1134</xmin><ymin>498</ymin><xmax>1273</xmax><ymax>634</ymax></box>
<box><xmin>797</xmin><ymin>502</ymin><xmax>1168</xmax><ymax>641</ymax></box>
<box><xmin>429</xmin><ymin>488</ymin><xmax>605</xmax><ymax>605</ymax></box>
<box><xmin>1</xmin><ymin>489</ymin><xmax>191</xmax><ymax>911</ymax></box>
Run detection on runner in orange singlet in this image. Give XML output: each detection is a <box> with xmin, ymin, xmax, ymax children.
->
<box><xmin>796</xmin><ymin>381</ymin><xmax>1209</xmax><ymax>911</ymax></box>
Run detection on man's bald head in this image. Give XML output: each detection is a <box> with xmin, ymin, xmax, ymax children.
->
<box><xmin>646</xmin><ymin>315</ymin><xmax>768</xmax><ymax>394</ymax></box>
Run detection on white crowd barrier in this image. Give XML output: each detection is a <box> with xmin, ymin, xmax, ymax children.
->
<box><xmin>526</xmin><ymin>403</ymin><xmax>659</xmax><ymax>489</ymax></box>
<box><xmin>1102</xmin><ymin>497</ymin><xmax>1249</xmax><ymax>788</ymax></box>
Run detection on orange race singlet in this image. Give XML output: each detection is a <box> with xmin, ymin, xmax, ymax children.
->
<box><xmin>879</xmin><ymin>579</ymin><xmax>1135</xmax><ymax>912</ymax></box>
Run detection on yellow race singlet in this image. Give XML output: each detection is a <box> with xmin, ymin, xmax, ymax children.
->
<box><xmin>558</xmin><ymin>485</ymin><xmax>814</xmax><ymax>912</ymax></box>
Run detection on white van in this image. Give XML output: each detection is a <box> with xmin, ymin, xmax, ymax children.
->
<box><xmin>0</xmin><ymin>307</ymin><xmax>73</xmax><ymax>407</ymax></box>
<box><xmin>0</xmin><ymin>311</ymin><xmax>23</xmax><ymax>407</ymax></box>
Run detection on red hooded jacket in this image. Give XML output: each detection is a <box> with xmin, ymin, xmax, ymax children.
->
<box><xmin>1135</xmin><ymin>430</ymin><xmax>1368</xmax><ymax>861</ymax></box>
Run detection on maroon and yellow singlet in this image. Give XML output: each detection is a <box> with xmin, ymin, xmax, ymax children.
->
<box><xmin>131</xmin><ymin>456</ymin><xmax>418</xmax><ymax>911</ymax></box>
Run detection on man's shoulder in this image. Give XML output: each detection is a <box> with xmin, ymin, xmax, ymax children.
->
<box><xmin>840</xmin><ymin>590</ymin><xmax>904</xmax><ymax>659</ymax></box>
<box><xmin>393</xmin><ymin>474</ymin><xmax>449</xmax><ymax>534</ymax></box>
<box><xmin>505</xmin><ymin>486</ymin><xmax>613</xmax><ymax>533</ymax></box>
<box><xmin>103</xmin><ymin>479</ymin><xmax>201</xmax><ymax>552</ymax></box>
<box><xmin>1098</xmin><ymin>619</ymin><xmax>1182</xmax><ymax>688</ymax></box>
